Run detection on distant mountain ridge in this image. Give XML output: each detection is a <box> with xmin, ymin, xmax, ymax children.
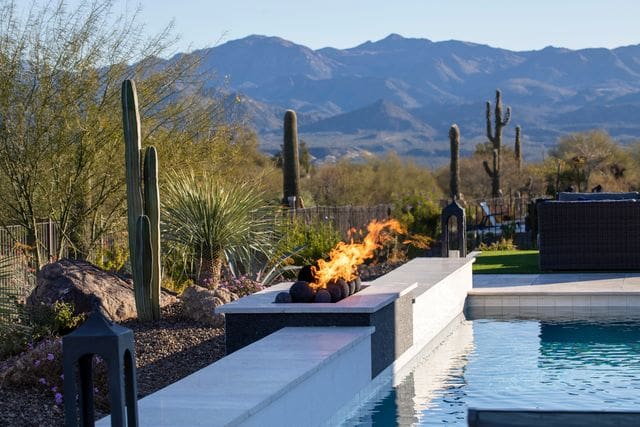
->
<box><xmin>188</xmin><ymin>34</ymin><xmax>640</xmax><ymax>166</ymax></box>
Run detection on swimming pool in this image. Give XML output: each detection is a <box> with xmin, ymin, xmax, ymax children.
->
<box><xmin>343</xmin><ymin>318</ymin><xmax>640</xmax><ymax>426</ymax></box>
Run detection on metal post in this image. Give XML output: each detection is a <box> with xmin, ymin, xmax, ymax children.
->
<box><xmin>48</xmin><ymin>218</ymin><xmax>54</xmax><ymax>261</ymax></box>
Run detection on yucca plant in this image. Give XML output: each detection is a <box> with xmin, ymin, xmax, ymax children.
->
<box><xmin>162</xmin><ymin>172</ymin><xmax>277</xmax><ymax>288</ymax></box>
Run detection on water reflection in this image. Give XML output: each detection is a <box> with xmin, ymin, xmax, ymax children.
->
<box><xmin>344</xmin><ymin>320</ymin><xmax>474</xmax><ymax>426</ymax></box>
<box><xmin>346</xmin><ymin>318</ymin><xmax>640</xmax><ymax>426</ymax></box>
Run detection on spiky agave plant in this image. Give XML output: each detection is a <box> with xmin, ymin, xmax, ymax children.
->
<box><xmin>162</xmin><ymin>172</ymin><xmax>277</xmax><ymax>288</ymax></box>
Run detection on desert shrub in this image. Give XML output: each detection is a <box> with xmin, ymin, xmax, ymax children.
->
<box><xmin>94</xmin><ymin>240</ymin><xmax>129</xmax><ymax>273</ymax></box>
<box><xmin>1</xmin><ymin>300</ymin><xmax>85</xmax><ymax>359</ymax></box>
<box><xmin>161</xmin><ymin>277</ymin><xmax>194</xmax><ymax>296</ymax></box>
<box><xmin>275</xmin><ymin>219</ymin><xmax>342</xmax><ymax>268</ymax></box>
<box><xmin>27</xmin><ymin>301</ymin><xmax>86</xmax><ymax>337</ymax></box>
<box><xmin>392</xmin><ymin>195</ymin><xmax>441</xmax><ymax>238</ymax></box>
<box><xmin>307</xmin><ymin>153</ymin><xmax>443</xmax><ymax>206</ymax></box>
<box><xmin>479</xmin><ymin>238</ymin><xmax>516</xmax><ymax>251</ymax></box>
<box><xmin>0</xmin><ymin>337</ymin><xmax>109</xmax><ymax>412</ymax></box>
<box><xmin>218</xmin><ymin>276</ymin><xmax>265</xmax><ymax>297</ymax></box>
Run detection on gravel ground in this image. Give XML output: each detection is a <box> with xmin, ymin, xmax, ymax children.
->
<box><xmin>0</xmin><ymin>261</ymin><xmax>402</xmax><ymax>426</ymax></box>
<box><xmin>0</xmin><ymin>304</ymin><xmax>225</xmax><ymax>427</ymax></box>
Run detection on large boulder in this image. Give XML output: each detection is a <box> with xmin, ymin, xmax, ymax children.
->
<box><xmin>180</xmin><ymin>285</ymin><xmax>239</xmax><ymax>327</ymax></box>
<box><xmin>27</xmin><ymin>258</ymin><xmax>177</xmax><ymax>322</ymax></box>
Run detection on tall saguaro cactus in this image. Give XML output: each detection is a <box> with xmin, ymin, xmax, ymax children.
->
<box><xmin>122</xmin><ymin>79</ymin><xmax>161</xmax><ymax>321</ymax></box>
<box><xmin>514</xmin><ymin>125</ymin><xmax>522</xmax><ymax>170</ymax></box>
<box><xmin>282</xmin><ymin>109</ymin><xmax>302</xmax><ymax>208</ymax></box>
<box><xmin>449</xmin><ymin>124</ymin><xmax>461</xmax><ymax>200</ymax></box>
<box><xmin>483</xmin><ymin>89</ymin><xmax>511</xmax><ymax>197</ymax></box>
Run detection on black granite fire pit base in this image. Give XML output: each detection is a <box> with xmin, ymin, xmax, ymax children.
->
<box><xmin>222</xmin><ymin>285</ymin><xmax>413</xmax><ymax>378</ymax></box>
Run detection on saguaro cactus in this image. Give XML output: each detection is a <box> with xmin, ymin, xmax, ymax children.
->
<box><xmin>483</xmin><ymin>89</ymin><xmax>511</xmax><ymax>197</ymax></box>
<box><xmin>122</xmin><ymin>79</ymin><xmax>161</xmax><ymax>321</ymax></box>
<box><xmin>282</xmin><ymin>109</ymin><xmax>302</xmax><ymax>208</ymax></box>
<box><xmin>449</xmin><ymin>124</ymin><xmax>461</xmax><ymax>200</ymax></box>
<box><xmin>515</xmin><ymin>125</ymin><xmax>522</xmax><ymax>170</ymax></box>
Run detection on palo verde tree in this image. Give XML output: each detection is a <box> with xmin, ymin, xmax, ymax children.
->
<box><xmin>549</xmin><ymin>130</ymin><xmax>616</xmax><ymax>192</ymax></box>
<box><xmin>0</xmin><ymin>0</ymin><xmax>219</xmax><ymax>269</ymax></box>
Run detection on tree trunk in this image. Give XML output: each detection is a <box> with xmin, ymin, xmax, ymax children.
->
<box><xmin>198</xmin><ymin>255</ymin><xmax>223</xmax><ymax>289</ymax></box>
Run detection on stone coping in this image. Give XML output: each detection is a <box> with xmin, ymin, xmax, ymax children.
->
<box><xmin>216</xmin><ymin>257</ymin><xmax>474</xmax><ymax>314</ymax></box>
<box><xmin>97</xmin><ymin>327</ymin><xmax>374</xmax><ymax>427</ymax></box>
<box><xmin>470</xmin><ymin>290</ymin><xmax>640</xmax><ymax>296</ymax></box>
<box><xmin>471</xmin><ymin>273</ymin><xmax>640</xmax><ymax>296</ymax></box>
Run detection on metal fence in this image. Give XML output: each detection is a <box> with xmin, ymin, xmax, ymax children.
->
<box><xmin>0</xmin><ymin>220</ymin><xmax>63</xmax><ymax>323</ymax></box>
<box><xmin>0</xmin><ymin>219</ymin><xmax>62</xmax><ymax>260</ymax></box>
<box><xmin>465</xmin><ymin>195</ymin><xmax>531</xmax><ymax>233</ymax></box>
<box><xmin>284</xmin><ymin>204</ymin><xmax>392</xmax><ymax>240</ymax></box>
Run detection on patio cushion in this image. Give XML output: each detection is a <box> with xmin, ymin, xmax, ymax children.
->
<box><xmin>557</xmin><ymin>191</ymin><xmax>639</xmax><ymax>201</ymax></box>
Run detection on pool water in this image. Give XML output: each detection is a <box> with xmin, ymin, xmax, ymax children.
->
<box><xmin>344</xmin><ymin>319</ymin><xmax>640</xmax><ymax>426</ymax></box>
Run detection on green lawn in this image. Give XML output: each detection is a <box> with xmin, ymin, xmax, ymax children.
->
<box><xmin>473</xmin><ymin>250</ymin><xmax>539</xmax><ymax>274</ymax></box>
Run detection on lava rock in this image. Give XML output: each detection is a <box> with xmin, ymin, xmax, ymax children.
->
<box><xmin>289</xmin><ymin>281</ymin><xmax>315</xmax><ymax>303</ymax></box>
<box><xmin>326</xmin><ymin>282</ymin><xmax>343</xmax><ymax>302</ymax></box>
<box><xmin>314</xmin><ymin>289</ymin><xmax>332</xmax><ymax>303</ymax></box>
<box><xmin>348</xmin><ymin>280</ymin><xmax>356</xmax><ymax>295</ymax></box>
<box><xmin>337</xmin><ymin>278</ymin><xmax>349</xmax><ymax>299</ymax></box>
<box><xmin>297</xmin><ymin>265</ymin><xmax>317</xmax><ymax>283</ymax></box>
<box><xmin>353</xmin><ymin>277</ymin><xmax>362</xmax><ymax>293</ymax></box>
<box><xmin>274</xmin><ymin>292</ymin><xmax>292</xmax><ymax>303</ymax></box>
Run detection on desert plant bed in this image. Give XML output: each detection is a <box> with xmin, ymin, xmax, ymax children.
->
<box><xmin>0</xmin><ymin>304</ymin><xmax>224</xmax><ymax>426</ymax></box>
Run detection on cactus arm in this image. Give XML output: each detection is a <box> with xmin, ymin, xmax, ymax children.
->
<box><xmin>483</xmin><ymin>160</ymin><xmax>494</xmax><ymax>178</ymax></box>
<box><xmin>502</xmin><ymin>106</ymin><xmax>511</xmax><ymax>126</ymax></box>
<box><xmin>143</xmin><ymin>146</ymin><xmax>161</xmax><ymax>320</ymax></box>
<box><xmin>134</xmin><ymin>215</ymin><xmax>152</xmax><ymax>321</ymax></box>
<box><xmin>485</xmin><ymin>101</ymin><xmax>495</xmax><ymax>143</ymax></box>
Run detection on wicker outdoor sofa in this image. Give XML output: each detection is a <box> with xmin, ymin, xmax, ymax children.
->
<box><xmin>538</xmin><ymin>192</ymin><xmax>640</xmax><ymax>271</ymax></box>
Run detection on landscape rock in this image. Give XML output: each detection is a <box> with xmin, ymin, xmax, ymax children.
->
<box><xmin>180</xmin><ymin>285</ymin><xmax>239</xmax><ymax>327</ymax></box>
<box><xmin>28</xmin><ymin>258</ymin><xmax>177</xmax><ymax>322</ymax></box>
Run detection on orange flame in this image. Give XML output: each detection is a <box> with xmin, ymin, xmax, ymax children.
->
<box><xmin>310</xmin><ymin>219</ymin><xmax>405</xmax><ymax>289</ymax></box>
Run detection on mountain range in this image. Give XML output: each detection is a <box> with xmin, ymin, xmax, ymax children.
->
<box><xmin>185</xmin><ymin>34</ymin><xmax>640</xmax><ymax>166</ymax></box>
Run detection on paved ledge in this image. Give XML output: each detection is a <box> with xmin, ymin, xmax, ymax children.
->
<box><xmin>373</xmin><ymin>257</ymin><xmax>473</xmax><ymax>300</ymax></box>
<box><xmin>97</xmin><ymin>327</ymin><xmax>374</xmax><ymax>427</ymax></box>
<box><xmin>470</xmin><ymin>273</ymin><xmax>640</xmax><ymax>296</ymax></box>
<box><xmin>215</xmin><ymin>281</ymin><xmax>414</xmax><ymax>314</ymax></box>
<box><xmin>468</xmin><ymin>273</ymin><xmax>640</xmax><ymax>318</ymax></box>
<box><xmin>217</xmin><ymin>258</ymin><xmax>473</xmax><ymax>315</ymax></box>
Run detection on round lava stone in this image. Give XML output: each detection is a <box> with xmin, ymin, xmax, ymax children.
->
<box><xmin>314</xmin><ymin>289</ymin><xmax>332</xmax><ymax>303</ymax></box>
<box><xmin>326</xmin><ymin>282</ymin><xmax>343</xmax><ymax>302</ymax></box>
<box><xmin>348</xmin><ymin>280</ymin><xmax>356</xmax><ymax>295</ymax></box>
<box><xmin>297</xmin><ymin>264</ymin><xmax>317</xmax><ymax>283</ymax></box>
<box><xmin>289</xmin><ymin>280</ymin><xmax>315</xmax><ymax>303</ymax></box>
<box><xmin>353</xmin><ymin>277</ymin><xmax>362</xmax><ymax>293</ymax></box>
<box><xmin>274</xmin><ymin>292</ymin><xmax>292</xmax><ymax>303</ymax></box>
<box><xmin>337</xmin><ymin>278</ymin><xmax>349</xmax><ymax>299</ymax></box>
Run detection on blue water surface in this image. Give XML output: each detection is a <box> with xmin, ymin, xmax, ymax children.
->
<box><xmin>344</xmin><ymin>319</ymin><xmax>640</xmax><ymax>426</ymax></box>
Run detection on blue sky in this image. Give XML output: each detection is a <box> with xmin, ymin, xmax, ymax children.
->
<box><xmin>44</xmin><ymin>1</ymin><xmax>640</xmax><ymax>52</ymax></box>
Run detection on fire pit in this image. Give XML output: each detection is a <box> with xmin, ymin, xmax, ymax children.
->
<box><xmin>216</xmin><ymin>255</ymin><xmax>474</xmax><ymax>379</ymax></box>
<box><xmin>275</xmin><ymin>219</ymin><xmax>400</xmax><ymax>304</ymax></box>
